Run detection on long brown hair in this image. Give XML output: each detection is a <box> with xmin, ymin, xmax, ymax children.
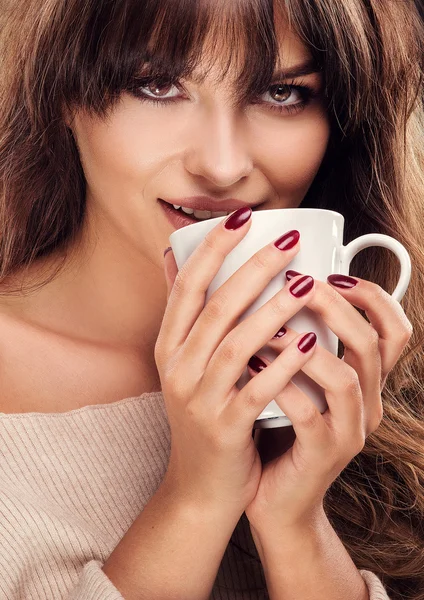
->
<box><xmin>1</xmin><ymin>1</ymin><xmax>423</xmax><ymax>597</ymax></box>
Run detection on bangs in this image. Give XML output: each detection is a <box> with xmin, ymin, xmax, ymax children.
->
<box><xmin>29</xmin><ymin>0</ymin><xmax>422</xmax><ymax>134</ymax></box>
<box><xmin>59</xmin><ymin>0</ymin><xmax>285</xmax><ymax>118</ymax></box>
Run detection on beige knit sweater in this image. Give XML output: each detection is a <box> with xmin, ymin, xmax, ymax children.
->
<box><xmin>0</xmin><ymin>391</ymin><xmax>391</xmax><ymax>599</ymax></box>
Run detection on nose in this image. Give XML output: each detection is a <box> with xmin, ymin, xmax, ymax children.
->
<box><xmin>183</xmin><ymin>106</ymin><xmax>254</xmax><ymax>188</ymax></box>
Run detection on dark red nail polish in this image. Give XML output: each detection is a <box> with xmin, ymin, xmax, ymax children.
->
<box><xmin>164</xmin><ymin>246</ymin><xmax>172</xmax><ymax>257</ymax></box>
<box><xmin>289</xmin><ymin>275</ymin><xmax>314</xmax><ymax>297</ymax></box>
<box><xmin>273</xmin><ymin>326</ymin><xmax>287</xmax><ymax>338</ymax></box>
<box><xmin>274</xmin><ymin>230</ymin><xmax>300</xmax><ymax>251</ymax></box>
<box><xmin>224</xmin><ymin>207</ymin><xmax>252</xmax><ymax>230</ymax></box>
<box><xmin>248</xmin><ymin>355</ymin><xmax>267</xmax><ymax>372</ymax></box>
<box><xmin>327</xmin><ymin>274</ymin><xmax>358</xmax><ymax>288</ymax></box>
<box><xmin>298</xmin><ymin>332</ymin><xmax>317</xmax><ymax>353</ymax></box>
<box><xmin>286</xmin><ymin>270</ymin><xmax>302</xmax><ymax>281</ymax></box>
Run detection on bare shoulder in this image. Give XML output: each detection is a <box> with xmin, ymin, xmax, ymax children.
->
<box><xmin>0</xmin><ymin>300</ymin><xmax>151</xmax><ymax>414</ymax></box>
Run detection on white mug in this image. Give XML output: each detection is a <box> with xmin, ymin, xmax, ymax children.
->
<box><xmin>169</xmin><ymin>209</ymin><xmax>411</xmax><ymax>429</ymax></box>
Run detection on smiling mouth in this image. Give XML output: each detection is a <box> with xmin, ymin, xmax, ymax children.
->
<box><xmin>159</xmin><ymin>198</ymin><xmax>261</xmax><ymax>221</ymax></box>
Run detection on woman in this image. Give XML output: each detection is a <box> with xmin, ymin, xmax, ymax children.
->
<box><xmin>0</xmin><ymin>0</ymin><xmax>423</xmax><ymax>598</ymax></box>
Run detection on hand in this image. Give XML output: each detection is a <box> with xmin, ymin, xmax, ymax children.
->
<box><xmin>244</xmin><ymin>270</ymin><xmax>413</xmax><ymax>533</ymax></box>
<box><xmin>155</xmin><ymin>209</ymin><xmax>319</xmax><ymax>518</ymax></box>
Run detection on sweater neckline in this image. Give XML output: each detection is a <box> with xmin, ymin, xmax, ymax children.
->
<box><xmin>0</xmin><ymin>390</ymin><xmax>163</xmax><ymax>420</ymax></box>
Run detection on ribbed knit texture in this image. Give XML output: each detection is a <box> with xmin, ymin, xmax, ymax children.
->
<box><xmin>0</xmin><ymin>391</ymin><xmax>390</xmax><ymax>599</ymax></box>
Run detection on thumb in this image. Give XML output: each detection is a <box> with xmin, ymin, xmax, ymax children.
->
<box><xmin>163</xmin><ymin>247</ymin><xmax>179</xmax><ymax>301</ymax></box>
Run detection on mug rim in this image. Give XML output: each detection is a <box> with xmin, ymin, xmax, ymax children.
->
<box><xmin>251</xmin><ymin>208</ymin><xmax>343</xmax><ymax>218</ymax></box>
<box><xmin>169</xmin><ymin>207</ymin><xmax>344</xmax><ymax>242</ymax></box>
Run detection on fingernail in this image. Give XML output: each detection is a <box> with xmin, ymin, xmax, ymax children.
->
<box><xmin>273</xmin><ymin>326</ymin><xmax>287</xmax><ymax>338</ymax></box>
<box><xmin>289</xmin><ymin>275</ymin><xmax>314</xmax><ymax>298</ymax></box>
<box><xmin>274</xmin><ymin>230</ymin><xmax>300</xmax><ymax>251</ymax></box>
<box><xmin>164</xmin><ymin>246</ymin><xmax>172</xmax><ymax>257</ymax></box>
<box><xmin>224</xmin><ymin>207</ymin><xmax>252</xmax><ymax>230</ymax></box>
<box><xmin>286</xmin><ymin>270</ymin><xmax>302</xmax><ymax>281</ymax></box>
<box><xmin>298</xmin><ymin>332</ymin><xmax>317</xmax><ymax>353</ymax></box>
<box><xmin>248</xmin><ymin>355</ymin><xmax>267</xmax><ymax>372</ymax></box>
<box><xmin>327</xmin><ymin>274</ymin><xmax>358</xmax><ymax>288</ymax></box>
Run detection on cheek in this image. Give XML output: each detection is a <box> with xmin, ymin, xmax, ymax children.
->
<box><xmin>252</xmin><ymin>112</ymin><xmax>330</xmax><ymax>202</ymax></box>
<box><xmin>73</xmin><ymin>101</ymin><xmax>178</xmax><ymax>197</ymax></box>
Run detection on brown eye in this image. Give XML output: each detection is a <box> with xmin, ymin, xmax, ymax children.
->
<box><xmin>269</xmin><ymin>84</ymin><xmax>292</xmax><ymax>103</ymax></box>
<box><xmin>129</xmin><ymin>75</ymin><xmax>185</xmax><ymax>104</ymax></box>
<box><xmin>146</xmin><ymin>81</ymin><xmax>174</xmax><ymax>97</ymax></box>
<box><xmin>259</xmin><ymin>83</ymin><xmax>305</xmax><ymax>110</ymax></box>
<box><xmin>132</xmin><ymin>74</ymin><xmax>182</xmax><ymax>101</ymax></box>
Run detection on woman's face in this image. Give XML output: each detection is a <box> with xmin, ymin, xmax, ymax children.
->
<box><xmin>70</xmin><ymin>25</ymin><xmax>330</xmax><ymax>267</ymax></box>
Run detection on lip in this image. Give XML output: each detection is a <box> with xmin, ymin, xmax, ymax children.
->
<box><xmin>159</xmin><ymin>199</ymin><xmax>217</xmax><ymax>230</ymax></box>
<box><xmin>160</xmin><ymin>196</ymin><xmax>258</xmax><ymax>212</ymax></box>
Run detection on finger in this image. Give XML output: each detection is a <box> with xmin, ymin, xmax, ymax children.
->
<box><xmin>266</xmin><ymin>328</ymin><xmax>369</xmax><ymax>437</ymax></box>
<box><xmin>286</xmin><ymin>272</ymin><xmax>374</xmax><ymax>356</ymax></box>
<box><xmin>247</xmin><ymin>335</ymin><xmax>333</xmax><ymax>459</ymax></box>
<box><xmin>158</xmin><ymin>207</ymin><xmax>253</xmax><ymax>353</ymax></box>
<box><xmin>163</xmin><ymin>247</ymin><xmax>178</xmax><ymax>301</ymax></box>
<box><xmin>326</xmin><ymin>274</ymin><xmax>413</xmax><ymax>375</ymax></box>
<box><xmin>264</xmin><ymin>377</ymin><xmax>330</xmax><ymax>460</ymax></box>
<box><xmin>225</xmin><ymin>331</ymin><xmax>317</xmax><ymax>430</ymax></box>
<box><xmin>287</xmin><ymin>272</ymin><xmax>380</xmax><ymax>401</ymax></box>
<box><xmin>200</xmin><ymin>274</ymin><xmax>314</xmax><ymax>399</ymax></box>
<box><xmin>181</xmin><ymin>230</ymin><xmax>302</xmax><ymax>373</ymax></box>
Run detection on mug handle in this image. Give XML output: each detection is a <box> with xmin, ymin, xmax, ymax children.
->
<box><xmin>340</xmin><ymin>233</ymin><xmax>411</xmax><ymax>302</ymax></box>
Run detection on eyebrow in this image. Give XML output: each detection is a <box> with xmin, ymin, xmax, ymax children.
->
<box><xmin>136</xmin><ymin>57</ymin><xmax>321</xmax><ymax>83</ymax></box>
<box><xmin>272</xmin><ymin>59</ymin><xmax>321</xmax><ymax>80</ymax></box>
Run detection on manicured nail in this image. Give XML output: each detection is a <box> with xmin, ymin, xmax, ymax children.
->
<box><xmin>248</xmin><ymin>355</ymin><xmax>267</xmax><ymax>372</ymax></box>
<box><xmin>289</xmin><ymin>275</ymin><xmax>314</xmax><ymax>297</ymax></box>
<box><xmin>224</xmin><ymin>207</ymin><xmax>252</xmax><ymax>230</ymax></box>
<box><xmin>286</xmin><ymin>270</ymin><xmax>302</xmax><ymax>281</ymax></box>
<box><xmin>327</xmin><ymin>274</ymin><xmax>358</xmax><ymax>288</ymax></box>
<box><xmin>164</xmin><ymin>246</ymin><xmax>172</xmax><ymax>257</ymax></box>
<box><xmin>298</xmin><ymin>332</ymin><xmax>317</xmax><ymax>353</ymax></box>
<box><xmin>273</xmin><ymin>326</ymin><xmax>287</xmax><ymax>338</ymax></box>
<box><xmin>274</xmin><ymin>230</ymin><xmax>300</xmax><ymax>251</ymax></box>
